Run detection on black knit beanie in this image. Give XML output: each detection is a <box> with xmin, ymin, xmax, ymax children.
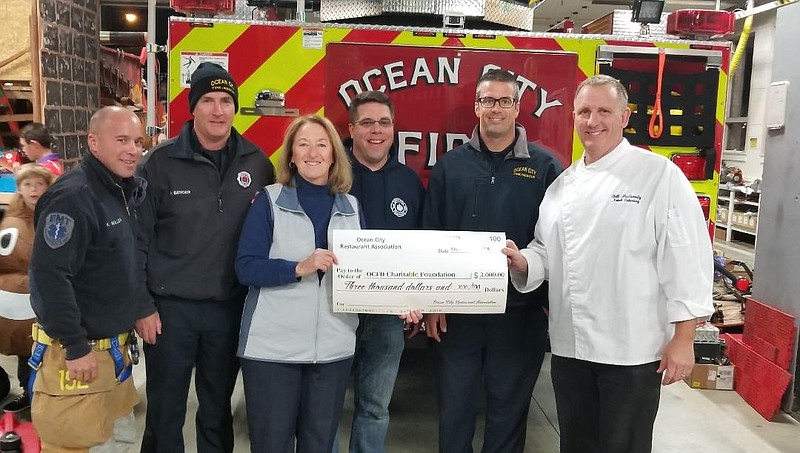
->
<box><xmin>188</xmin><ymin>62</ymin><xmax>239</xmax><ymax>114</ymax></box>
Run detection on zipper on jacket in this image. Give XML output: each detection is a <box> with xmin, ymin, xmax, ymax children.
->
<box><xmin>216</xmin><ymin>145</ymin><xmax>245</xmax><ymax>214</ymax></box>
<box><xmin>471</xmin><ymin>184</ymin><xmax>480</xmax><ymax>218</ymax></box>
<box><xmin>312</xmin><ymin>209</ymin><xmax>324</xmax><ymax>364</ymax></box>
<box><xmin>311</xmin><ymin>258</ymin><xmax>325</xmax><ymax>364</ymax></box>
<box><xmin>116</xmin><ymin>184</ymin><xmax>131</xmax><ymax>217</ymax></box>
<box><xmin>472</xmin><ymin>159</ymin><xmax>497</xmax><ymax>217</ymax></box>
<box><xmin>312</xmin><ymin>209</ymin><xmax>342</xmax><ymax>364</ymax></box>
<box><xmin>217</xmin><ymin>165</ymin><xmax>226</xmax><ymax>213</ymax></box>
<box><xmin>313</xmin><ymin>281</ymin><xmax>320</xmax><ymax>364</ymax></box>
<box><xmin>215</xmin><ymin>165</ymin><xmax>224</xmax><ymax>212</ymax></box>
<box><xmin>192</xmin><ymin>149</ymin><xmax>232</xmax><ymax>213</ymax></box>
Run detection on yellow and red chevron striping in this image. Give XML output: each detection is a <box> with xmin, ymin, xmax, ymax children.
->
<box><xmin>240</xmin><ymin>59</ymin><xmax>327</xmax><ymax>160</ymax></box>
<box><xmin>226</xmin><ymin>25</ymin><xmax>298</xmax><ymax>88</ymax></box>
<box><xmin>440</xmin><ymin>37</ymin><xmax>466</xmax><ymax>47</ymax></box>
<box><xmin>245</xmin><ymin>27</ymin><xmax>403</xmax><ymax>158</ymax></box>
<box><xmin>341</xmin><ymin>28</ymin><xmax>401</xmax><ymax>44</ymax></box>
<box><xmin>169</xmin><ymin>21</ymin><xmax>193</xmax><ymax>49</ymax></box>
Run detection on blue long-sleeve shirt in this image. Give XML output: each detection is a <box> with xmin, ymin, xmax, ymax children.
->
<box><xmin>236</xmin><ymin>177</ymin><xmax>364</xmax><ymax>288</ymax></box>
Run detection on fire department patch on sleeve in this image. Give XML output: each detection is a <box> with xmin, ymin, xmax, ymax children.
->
<box><xmin>44</xmin><ymin>213</ymin><xmax>75</xmax><ymax>249</ymax></box>
<box><xmin>237</xmin><ymin>171</ymin><xmax>252</xmax><ymax>188</ymax></box>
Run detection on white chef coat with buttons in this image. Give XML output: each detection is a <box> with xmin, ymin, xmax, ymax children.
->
<box><xmin>512</xmin><ymin>139</ymin><xmax>714</xmax><ymax>365</ymax></box>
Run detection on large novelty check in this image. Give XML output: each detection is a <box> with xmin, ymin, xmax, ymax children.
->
<box><xmin>331</xmin><ymin>230</ymin><xmax>508</xmax><ymax>314</ymax></box>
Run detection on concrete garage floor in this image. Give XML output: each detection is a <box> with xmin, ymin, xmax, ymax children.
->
<box><xmin>3</xmin><ymin>343</ymin><xmax>798</xmax><ymax>452</ymax></box>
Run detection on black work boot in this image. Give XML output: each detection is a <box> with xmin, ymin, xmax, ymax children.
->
<box><xmin>2</xmin><ymin>392</ymin><xmax>30</xmax><ymax>413</ymax></box>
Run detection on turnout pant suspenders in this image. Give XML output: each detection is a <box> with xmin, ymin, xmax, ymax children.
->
<box><xmin>26</xmin><ymin>325</ymin><xmax>136</xmax><ymax>401</ymax></box>
<box><xmin>27</xmin><ymin>342</ymin><xmax>47</xmax><ymax>398</ymax></box>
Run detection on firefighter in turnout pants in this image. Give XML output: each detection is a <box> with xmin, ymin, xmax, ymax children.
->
<box><xmin>28</xmin><ymin>106</ymin><xmax>150</xmax><ymax>452</ymax></box>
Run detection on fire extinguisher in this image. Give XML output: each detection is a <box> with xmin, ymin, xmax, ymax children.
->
<box><xmin>0</xmin><ymin>412</ymin><xmax>40</xmax><ymax>452</ymax></box>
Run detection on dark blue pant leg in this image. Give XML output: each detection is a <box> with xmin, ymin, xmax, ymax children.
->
<box><xmin>297</xmin><ymin>358</ymin><xmax>354</xmax><ymax>453</ymax></box>
<box><xmin>195</xmin><ymin>299</ymin><xmax>243</xmax><ymax>453</ymax></box>
<box><xmin>433</xmin><ymin>314</ymin><xmax>484</xmax><ymax>453</ymax></box>
<box><xmin>141</xmin><ymin>298</ymin><xmax>200</xmax><ymax>453</ymax></box>
<box><xmin>349</xmin><ymin>314</ymin><xmax>405</xmax><ymax>453</ymax></box>
<box><xmin>241</xmin><ymin>359</ymin><xmax>302</xmax><ymax>453</ymax></box>
<box><xmin>481</xmin><ymin>306</ymin><xmax>548</xmax><ymax>453</ymax></box>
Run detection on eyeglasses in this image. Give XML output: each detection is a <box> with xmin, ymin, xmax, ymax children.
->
<box><xmin>476</xmin><ymin>97</ymin><xmax>517</xmax><ymax>109</ymax></box>
<box><xmin>355</xmin><ymin>118</ymin><xmax>393</xmax><ymax>128</ymax></box>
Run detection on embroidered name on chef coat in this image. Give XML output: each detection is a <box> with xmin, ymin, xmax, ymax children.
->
<box><xmin>611</xmin><ymin>193</ymin><xmax>642</xmax><ymax>204</ymax></box>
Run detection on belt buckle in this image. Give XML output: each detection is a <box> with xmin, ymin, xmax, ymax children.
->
<box><xmin>31</xmin><ymin>323</ymin><xmax>46</xmax><ymax>344</ymax></box>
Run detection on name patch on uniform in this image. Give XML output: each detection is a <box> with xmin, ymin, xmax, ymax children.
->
<box><xmin>237</xmin><ymin>171</ymin><xmax>252</xmax><ymax>189</ymax></box>
<box><xmin>390</xmin><ymin>197</ymin><xmax>408</xmax><ymax>218</ymax></box>
<box><xmin>171</xmin><ymin>189</ymin><xmax>192</xmax><ymax>196</ymax></box>
<box><xmin>44</xmin><ymin>213</ymin><xmax>74</xmax><ymax>249</ymax></box>
<box><xmin>512</xmin><ymin>166</ymin><xmax>537</xmax><ymax>179</ymax></box>
<box><xmin>611</xmin><ymin>193</ymin><xmax>642</xmax><ymax>204</ymax></box>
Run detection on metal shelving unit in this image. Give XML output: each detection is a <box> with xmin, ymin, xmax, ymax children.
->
<box><xmin>716</xmin><ymin>184</ymin><xmax>759</xmax><ymax>243</ymax></box>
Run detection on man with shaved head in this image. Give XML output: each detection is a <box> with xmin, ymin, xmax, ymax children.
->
<box><xmin>28</xmin><ymin>106</ymin><xmax>154</xmax><ymax>451</ymax></box>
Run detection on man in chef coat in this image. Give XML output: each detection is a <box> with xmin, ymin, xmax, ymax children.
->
<box><xmin>504</xmin><ymin>74</ymin><xmax>714</xmax><ymax>453</ymax></box>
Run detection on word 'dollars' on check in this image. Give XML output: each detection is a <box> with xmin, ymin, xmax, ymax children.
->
<box><xmin>331</xmin><ymin>230</ymin><xmax>508</xmax><ymax>314</ymax></box>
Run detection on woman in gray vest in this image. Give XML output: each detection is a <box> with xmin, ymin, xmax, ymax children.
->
<box><xmin>235</xmin><ymin>115</ymin><xmax>362</xmax><ymax>452</ymax></box>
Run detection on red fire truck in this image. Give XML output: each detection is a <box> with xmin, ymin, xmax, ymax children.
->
<box><xmin>165</xmin><ymin>1</ymin><xmax>732</xmax><ymax>236</ymax></box>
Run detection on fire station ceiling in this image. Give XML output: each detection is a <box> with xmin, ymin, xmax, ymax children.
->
<box><xmin>99</xmin><ymin>0</ymin><xmax>749</xmax><ymax>32</ymax></box>
<box><xmin>533</xmin><ymin>0</ymin><xmax>742</xmax><ymax>31</ymax></box>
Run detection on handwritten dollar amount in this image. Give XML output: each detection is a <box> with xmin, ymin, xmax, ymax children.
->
<box><xmin>473</xmin><ymin>271</ymin><xmax>505</xmax><ymax>279</ymax></box>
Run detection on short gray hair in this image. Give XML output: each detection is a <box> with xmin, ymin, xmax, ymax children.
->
<box><xmin>575</xmin><ymin>75</ymin><xmax>628</xmax><ymax>109</ymax></box>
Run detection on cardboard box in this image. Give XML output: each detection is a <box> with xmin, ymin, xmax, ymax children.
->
<box><xmin>684</xmin><ymin>364</ymin><xmax>734</xmax><ymax>390</ymax></box>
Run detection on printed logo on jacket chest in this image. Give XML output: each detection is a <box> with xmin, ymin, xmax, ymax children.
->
<box><xmin>237</xmin><ymin>171</ymin><xmax>252</xmax><ymax>188</ymax></box>
<box><xmin>390</xmin><ymin>197</ymin><xmax>408</xmax><ymax>218</ymax></box>
<box><xmin>512</xmin><ymin>166</ymin><xmax>537</xmax><ymax>179</ymax></box>
<box><xmin>611</xmin><ymin>193</ymin><xmax>642</xmax><ymax>204</ymax></box>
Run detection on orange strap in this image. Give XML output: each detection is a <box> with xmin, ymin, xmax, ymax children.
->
<box><xmin>649</xmin><ymin>48</ymin><xmax>665</xmax><ymax>139</ymax></box>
